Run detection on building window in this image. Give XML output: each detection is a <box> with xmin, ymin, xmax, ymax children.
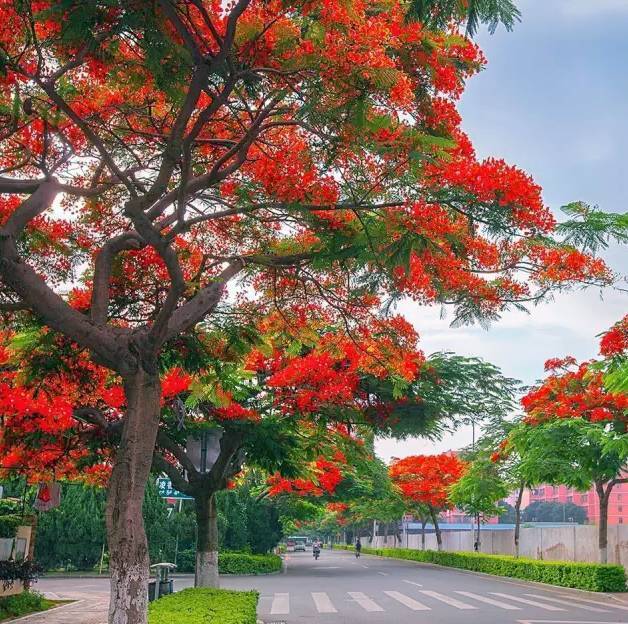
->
<box><xmin>581</xmin><ymin>494</ymin><xmax>588</xmax><ymax>503</ymax></box>
<box><xmin>620</xmin><ymin>518</ymin><xmax>624</xmax><ymax>524</ymax></box>
<box><xmin>567</xmin><ymin>495</ymin><xmax>573</xmax><ymax>503</ymax></box>
<box><xmin>619</xmin><ymin>506</ymin><xmax>623</xmax><ymax>513</ymax></box>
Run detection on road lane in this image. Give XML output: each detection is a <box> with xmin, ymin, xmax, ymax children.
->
<box><xmin>33</xmin><ymin>549</ymin><xmax>627</xmax><ymax>624</ymax></box>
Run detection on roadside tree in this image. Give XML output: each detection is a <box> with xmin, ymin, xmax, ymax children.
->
<box><xmin>390</xmin><ymin>453</ymin><xmax>465</xmax><ymax>550</ymax></box>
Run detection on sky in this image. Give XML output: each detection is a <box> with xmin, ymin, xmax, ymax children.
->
<box><xmin>375</xmin><ymin>0</ymin><xmax>628</xmax><ymax>461</ymax></box>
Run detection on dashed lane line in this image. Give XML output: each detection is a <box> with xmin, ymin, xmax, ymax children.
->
<box><xmin>402</xmin><ymin>579</ymin><xmax>423</xmax><ymax>587</ymax></box>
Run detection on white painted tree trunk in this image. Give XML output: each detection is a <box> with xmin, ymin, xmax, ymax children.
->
<box><xmin>195</xmin><ymin>493</ymin><xmax>220</xmax><ymax>588</ymax></box>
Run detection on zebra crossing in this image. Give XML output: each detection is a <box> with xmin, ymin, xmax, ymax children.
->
<box><xmin>264</xmin><ymin>585</ymin><xmax>625</xmax><ymax>616</ymax></box>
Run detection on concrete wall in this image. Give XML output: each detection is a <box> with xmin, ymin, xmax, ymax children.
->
<box><xmin>369</xmin><ymin>524</ymin><xmax>628</xmax><ymax>569</ymax></box>
<box><xmin>0</xmin><ymin>525</ymin><xmax>33</xmax><ymax>597</ymax></box>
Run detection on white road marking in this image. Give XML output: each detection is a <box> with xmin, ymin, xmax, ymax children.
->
<box><xmin>312</xmin><ymin>592</ymin><xmax>337</xmax><ymax>613</ymax></box>
<box><xmin>318</xmin><ymin>566</ymin><xmax>341</xmax><ymax>569</ymax></box>
<box><xmin>491</xmin><ymin>593</ymin><xmax>565</xmax><ymax>611</ymax></box>
<box><xmin>384</xmin><ymin>590</ymin><xmax>431</xmax><ymax>611</ymax></box>
<box><xmin>403</xmin><ymin>579</ymin><xmax>423</xmax><ymax>587</ymax></box>
<box><xmin>270</xmin><ymin>592</ymin><xmax>290</xmax><ymax>615</ymax></box>
<box><xmin>455</xmin><ymin>591</ymin><xmax>521</xmax><ymax>610</ymax></box>
<box><xmin>348</xmin><ymin>591</ymin><xmax>384</xmax><ymax>612</ymax></box>
<box><xmin>517</xmin><ymin>620</ymin><xmax>625</xmax><ymax>624</ymax></box>
<box><xmin>361</xmin><ymin>564</ymin><xmax>369</xmax><ymax>568</ymax></box>
<box><xmin>557</xmin><ymin>595</ymin><xmax>628</xmax><ymax>611</ymax></box>
<box><xmin>377</xmin><ymin>571</ymin><xmax>390</xmax><ymax>576</ymax></box>
<box><xmin>525</xmin><ymin>594</ymin><xmax>609</xmax><ymax>613</ymax></box>
<box><xmin>420</xmin><ymin>590</ymin><xmax>477</xmax><ymax>609</ymax></box>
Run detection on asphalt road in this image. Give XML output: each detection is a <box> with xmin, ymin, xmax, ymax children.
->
<box><xmin>35</xmin><ymin>550</ymin><xmax>628</xmax><ymax>624</ymax></box>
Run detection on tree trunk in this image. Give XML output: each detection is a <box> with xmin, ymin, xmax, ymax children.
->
<box><xmin>106</xmin><ymin>370</ymin><xmax>161</xmax><ymax>624</ymax></box>
<box><xmin>596</xmin><ymin>481</ymin><xmax>610</xmax><ymax>564</ymax></box>
<box><xmin>383</xmin><ymin>522</ymin><xmax>389</xmax><ymax>546</ymax></box>
<box><xmin>429</xmin><ymin>506</ymin><xmax>442</xmax><ymax>551</ymax></box>
<box><xmin>475</xmin><ymin>513</ymin><xmax>481</xmax><ymax>551</ymax></box>
<box><xmin>514</xmin><ymin>482</ymin><xmax>525</xmax><ymax>558</ymax></box>
<box><xmin>421</xmin><ymin>518</ymin><xmax>426</xmax><ymax>550</ymax></box>
<box><xmin>195</xmin><ymin>493</ymin><xmax>219</xmax><ymax>587</ymax></box>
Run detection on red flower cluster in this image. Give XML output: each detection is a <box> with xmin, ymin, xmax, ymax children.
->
<box><xmin>389</xmin><ymin>453</ymin><xmax>466</xmax><ymax>509</ymax></box>
<box><xmin>599</xmin><ymin>315</ymin><xmax>628</xmax><ymax>357</ymax></box>
<box><xmin>522</xmin><ymin>350</ymin><xmax>626</xmax><ymax>427</ymax></box>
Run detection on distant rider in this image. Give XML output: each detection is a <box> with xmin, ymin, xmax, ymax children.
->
<box><xmin>355</xmin><ymin>537</ymin><xmax>362</xmax><ymax>558</ymax></box>
<box><xmin>313</xmin><ymin>539</ymin><xmax>321</xmax><ymax>558</ymax></box>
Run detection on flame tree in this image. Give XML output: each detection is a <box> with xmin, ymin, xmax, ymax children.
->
<box><xmin>390</xmin><ymin>453</ymin><xmax>465</xmax><ymax>550</ymax></box>
<box><xmin>0</xmin><ymin>1</ymin><xmax>621</xmax><ymax>621</ymax></box>
<box><xmin>510</xmin><ymin>316</ymin><xmax>627</xmax><ymax>564</ymax></box>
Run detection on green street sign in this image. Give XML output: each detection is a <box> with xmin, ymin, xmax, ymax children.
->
<box><xmin>157</xmin><ymin>478</ymin><xmax>193</xmax><ymax>500</ymax></box>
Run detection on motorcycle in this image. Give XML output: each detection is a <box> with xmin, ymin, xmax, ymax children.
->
<box><xmin>313</xmin><ymin>546</ymin><xmax>321</xmax><ymax>560</ymax></box>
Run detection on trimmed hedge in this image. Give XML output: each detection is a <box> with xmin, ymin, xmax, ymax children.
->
<box><xmin>218</xmin><ymin>552</ymin><xmax>282</xmax><ymax>575</ymax></box>
<box><xmin>339</xmin><ymin>546</ymin><xmax>626</xmax><ymax>592</ymax></box>
<box><xmin>149</xmin><ymin>588</ymin><xmax>258</xmax><ymax>624</ymax></box>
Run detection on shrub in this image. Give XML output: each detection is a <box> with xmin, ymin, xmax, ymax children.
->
<box><xmin>0</xmin><ymin>514</ymin><xmax>23</xmax><ymax>539</ymax></box>
<box><xmin>0</xmin><ymin>591</ymin><xmax>55</xmax><ymax>619</ymax></box>
<box><xmin>338</xmin><ymin>546</ymin><xmax>626</xmax><ymax>592</ymax></box>
<box><xmin>149</xmin><ymin>588</ymin><xmax>258</xmax><ymax>624</ymax></box>
<box><xmin>0</xmin><ymin>560</ymin><xmax>43</xmax><ymax>590</ymax></box>
<box><xmin>219</xmin><ymin>552</ymin><xmax>282</xmax><ymax>575</ymax></box>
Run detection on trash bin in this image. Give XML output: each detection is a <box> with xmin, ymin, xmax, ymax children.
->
<box><xmin>149</xmin><ymin>563</ymin><xmax>177</xmax><ymax>601</ymax></box>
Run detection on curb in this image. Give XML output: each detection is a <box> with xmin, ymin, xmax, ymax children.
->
<box><xmin>7</xmin><ymin>600</ymin><xmax>83</xmax><ymax>623</ymax></box>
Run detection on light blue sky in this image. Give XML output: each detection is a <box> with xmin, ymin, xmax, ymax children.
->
<box><xmin>377</xmin><ymin>0</ymin><xmax>628</xmax><ymax>460</ymax></box>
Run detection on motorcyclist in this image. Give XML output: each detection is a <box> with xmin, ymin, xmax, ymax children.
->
<box><xmin>355</xmin><ymin>537</ymin><xmax>362</xmax><ymax>558</ymax></box>
<box><xmin>313</xmin><ymin>539</ymin><xmax>321</xmax><ymax>559</ymax></box>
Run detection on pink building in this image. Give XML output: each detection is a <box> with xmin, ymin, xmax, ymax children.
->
<box><xmin>527</xmin><ymin>482</ymin><xmax>628</xmax><ymax>526</ymax></box>
<box><xmin>506</xmin><ymin>482</ymin><xmax>628</xmax><ymax>526</ymax></box>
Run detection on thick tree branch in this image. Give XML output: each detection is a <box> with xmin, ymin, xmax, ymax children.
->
<box><xmin>91</xmin><ymin>233</ymin><xmax>143</xmax><ymax>325</ymax></box>
<box><xmin>165</xmin><ymin>261</ymin><xmax>243</xmax><ymax>339</ymax></box>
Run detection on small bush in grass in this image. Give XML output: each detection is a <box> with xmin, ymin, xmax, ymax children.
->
<box><xmin>0</xmin><ymin>591</ymin><xmax>55</xmax><ymax>620</ymax></box>
<box><xmin>337</xmin><ymin>546</ymin><xmax>626</xmax><ymax>592</ymax></box>
<box><xmin>149</xmin><ymin>588</ymin><xmax>258</xmax><ymax>624</ymax></box>
<box><xmin>218</xmin><ymin>552</ymin><xmax>282</xmax><ymax>575</ymax></box>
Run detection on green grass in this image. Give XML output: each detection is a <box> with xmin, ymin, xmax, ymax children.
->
<box><xmin>0</xmin><ymin>591</ymin><xmax>60</xmax><ymax>621</ymax></box>
<box><xmin>149</xmin><ymin>588</ymin><xmax>258</xmax><ymax>624</ymax></box>
<box><xmin>339</xmin><ymin>545</ymin><xmax>627</xmax><ymax>592</ymax></box>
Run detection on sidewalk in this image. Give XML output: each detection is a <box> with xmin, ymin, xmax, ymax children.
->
<box><xmin>15</xmin><ymin>595</ymin><xmax>107</xmax><ymax>624</ymax></box>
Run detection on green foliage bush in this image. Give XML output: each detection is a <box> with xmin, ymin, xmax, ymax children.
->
<box><xmin>218</xmin><ymin>552</ymin><xmax>282</xmax><ymax>575</ymax></box>
<box><xmin>0</xmin><ymin>591</ymin><xmax>55</xmax><ymax>620</ymax></box>
<box><xmin>149</xmin><ymin>588</ymin><xmax>258</xmax><ymax>624</ymax></box>
<box><xmin>0</xmin><ymin>514</ymin><xmax>23</xmax><ymax>539</ymax></box>
<box><xmin>339</xmin><ymin>546</ymin><xmax>626</xmax><ymax>592</ymax></box>
<box><xmin>173</xmin><ymin>550</ymin><xmax>282</xmax><ymax>574</ymax></box>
